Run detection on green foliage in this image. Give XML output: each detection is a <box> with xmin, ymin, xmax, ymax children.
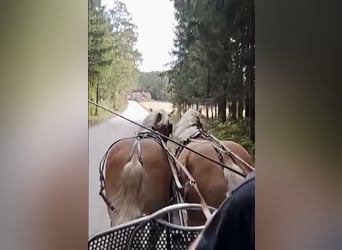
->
<box><xmin>169</xmin><ymin>0</ymin><xmax>255</xmax><ymax>140</ymax></box>
<box><xmin>203</xmin><ymin>118</ymin><xmax>255</xmax><ymax>162</ymax></box>
<box><xmin>88</xmin><ymin>97</ymin><xmax>128</xmax><ymax>127</ymax></box>
<box><xmin>88</xmin><ymin>0</ymin><xmax>141</xmax><ymax>118</ymax></box>
<box><xmin>138</xmin><ymin>72</ymin><xmax>172</xmax><ymax>101</ymax></box>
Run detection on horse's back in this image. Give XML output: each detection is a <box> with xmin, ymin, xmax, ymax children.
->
<box><xmin>222</xmin><ymin>140</ymin><xmax>252</xmax><ymax>165</ymax></box>
<box><xmin>138</xmin><ymin>139</ymin><xmax>173</xmax><ymax>213</ymax></box>
<box><xmin>178</xmin><ymin>140</ymin><xmax>252</xmax><ymax>226</ymax></box>
<box><xmin>177</xmin><ymin>142</ymin><xmax>226</xmax><ymax>225</ymax></box>
<box><xmin>105</xmin><ymin>138</ymin><xmax>170</xmax><ymax>177</ymax></box>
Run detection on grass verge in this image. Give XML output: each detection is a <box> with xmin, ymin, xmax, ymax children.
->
<box><xmin>88</xmin><ymin>98</ymin><xmax>128</xmax><ymax>127</ymax></box>
<box><xmin>203</xmin><ymin>119</ymin><xmax>255</xmax><ymax>163</ymax></box>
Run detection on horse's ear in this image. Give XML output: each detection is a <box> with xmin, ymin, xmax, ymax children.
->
<box><xmin>154</xmin><ymin>112</ymin><xmax>162</xmax><ymax>128</ymax></box>
<box><xmin>168</xmin><ymin>109</ymin><xmax>175</xmax><ymax>116</ymax></box>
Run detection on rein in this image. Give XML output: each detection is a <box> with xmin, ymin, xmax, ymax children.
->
<box><xmin>89</xmin><ymin>100</ymin><xmax>248</xmax><ymax>177</ymax></box>
<box><xmin>160</xmin><ymin>139</ymin><xmax>212</xmax><ymax>221</ymax></box>
<box><xmin>90</xmin><ymin>101</ymin><xmax>251</xmax><ymax>224</ymax></box>
<box><xmin>98</xmin><ymin>132</ymin><xmax>165</xmax><ymax>211</ymax></box>
<box><xmin>99</xmin><ymin>130</ymin><xmax>212</xmax><ymax>222</ymax></box>
<box><xmin>189</xmin><ymin>133</ymin><xmax>255</xmax><ymax>173</ymax></box>
<box><xmin>99</xmin><ymin>137</ymin><xmax>130</xmax><ymax>211</ymax></box>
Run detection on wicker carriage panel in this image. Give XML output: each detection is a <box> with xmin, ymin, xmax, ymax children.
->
<box><xmin>89</xmin><ymin>219</ymin><xmax>201</xmax><ymax>250</ymax></box>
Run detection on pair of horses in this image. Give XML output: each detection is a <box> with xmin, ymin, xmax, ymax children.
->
<box><xmin>101</xmin><ymin>108</ymin><xmax>253</xmax><ymax>227</ymax></box>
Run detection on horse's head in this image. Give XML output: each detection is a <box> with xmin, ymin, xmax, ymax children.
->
<box><xmin>142</xmin><ymin>109</ymin><xmax>174</xmax><ymax>138</ymax></box>
<box><xmin>173</xmin><ymin>108</ymin><xmax>203</xmax><ymax>142</ymax></box>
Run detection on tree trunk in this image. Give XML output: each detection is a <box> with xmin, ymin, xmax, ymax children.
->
<box><xmin>249</xmin><ymin>82</ymin><xmax>255</xmax><ymax>141</ymax></box>
<box><xmin>177</xmin><ymin>103</ymin><xmax>181</xmax><ymax>115</ymax></box>
<box><xmin>227</xmin><ymin>101</ymin><xmax>231</xmax><ymax>120</ymax></box>
<box><xmin>237</xmin><ymin>100</ymin><xmax>243</xmax><ymax>119</ymax></box>
<box><xmin>245</xmin><ymin>96</ymin><xmax>250</xmax><ymax>118</ymax></box>
<box><xmin>95</xmin><ymin>82</ymin><xmax>99</xmax><ymax>116</ymax></box>
<box><xmin>218</xmin><ymin>95</ymin><xmax>227</xmax><ymax>122</ymax></box>
<box><xmin>206</xmin><ymin>104</ymin><xmax>209</xmax><ymax>118</ymax></box>
<box><xmin>211</xmin><ymin>104</ymin><xmax>214</xmax><ymax>119</ymax></box>
<box><xmin>231</xmin><ymin>99</ymin><xmax>237</xmax><ymax>121</ymax></box>
<box><xmin>207</xmin><ymin>68</ymin><xmax>210</xmax><ymax>97</ymax></box>
<box><xmin>247</xmin><ymin>1</ymin><xmax>255</xmax><ymax>141</ymax></box>
<box><xmin>216</xmin><ymin>103</ymin><xmax>218</xmax><ymax>119</ymax></box>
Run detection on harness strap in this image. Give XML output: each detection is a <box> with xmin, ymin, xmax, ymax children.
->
<box><xmin>99</xmin><ymin>137</ymin><xmax>135</xmax><ymax>211</ymax></box>
<box><xmin>128</xmin><ymin>138</ymin><xmax>143</xmax><ymax>165</ymax></box>
<box><xmin>169</xmin><ymin>157</ymin><xmax>183</xmax><ymax>190</ymax></box>
<box><xmin>189</xmin><ymin>134</ymin><xmax>255</xmax><ymax>174</ymax></box>
<box><xmin>212</xmin><ymin>145</ymin><xmax>225</xmax><ymax>165</ymax></box>
<box><xmin>174</xmin><ymin>130</ymin><xmax>202</xmax><ymax>159</ymax></box>
<box><xmin>207</xmin><ymin>133</ymin><xmax>255</xmax><ymax>172</ymax></box>
<box><xmin>99</xmin><ymin>131</ymin><xmax>167</xmax><ymax>212</ymax></box>
<box><xmin>160</xmin><ymin>140</ymin><xmax>213</xmax><ymax>222</ymax></box>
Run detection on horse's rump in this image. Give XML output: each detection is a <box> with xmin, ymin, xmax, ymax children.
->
<box><xmin>177</xmin><ymin>140</ymin><xmax>250</xmax><ymax>186</ymax></box>
<box><xmin>104</xmin><ymin>137</ymin><xmax>172</xmax><ymax>226</ymax></box>
<box><xmin>178</xmin><ymin>141</ymin><xmax>229</xmax><ymax>195</ymax></box>
<box><xmin>172</xmin><ymin>108</ymin><xmax>254</xmax><ymax>225</ymax></box>
<box><xmin>176</xmin><ymin>140</ymin><xmax>251</xmax><ymax>226</ymax></box>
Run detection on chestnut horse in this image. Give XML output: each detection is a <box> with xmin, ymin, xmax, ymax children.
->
<box><xmin>173</xmin><ymin>108</ymin><xmax>253</xmax><ymax>226</ymax></box>
<box><xmin>101</xmin><ymin>109</ymin><xmax>174</xmax><ymax>227</ymax></box>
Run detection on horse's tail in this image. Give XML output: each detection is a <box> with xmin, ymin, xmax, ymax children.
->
<box><xmin>109</xmin><ymin>152</ymin><xmax>144</xmax><ymax>226</ymax></box>
<box><xmin>121</xmin><ymin>152</ymin><xmax>144</xmax><ymax>195</ymax></box>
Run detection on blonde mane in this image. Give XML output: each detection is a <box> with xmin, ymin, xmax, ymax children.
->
<box><xmin>173</xmin><ymin>109</ymin><xmax>201</xmax><ymax>142</ymax></box>
<box><xmin>141</xmin><ymin>109</ymin><xmax>169</xmax><ymax>131</ymax></box>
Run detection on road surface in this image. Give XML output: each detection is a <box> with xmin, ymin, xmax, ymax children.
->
<box><xmin>88</xmin><ymin>101</ymin><xmax>149</xmax><ymax>237</ymax></box>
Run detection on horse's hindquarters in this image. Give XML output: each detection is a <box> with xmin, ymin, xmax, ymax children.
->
<box><xmin>104</xmin><ymin>138</ymin><xmax>172</xmax><ymax>226</ymax></box>
<box><xmin>178</xmin><ymin>142</ymin><xmax>228</xmax><ymax>226</ymax></box>
<box><xmin>140</xmin><ymin>140</ymin><xmax>172</xmax><ymax>214</ymax></box>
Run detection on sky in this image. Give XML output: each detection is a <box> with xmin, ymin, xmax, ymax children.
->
<box><xmin>101</xmin><ymin>0</ymin><xmax>176</xmax><ymax>72</ymax></box>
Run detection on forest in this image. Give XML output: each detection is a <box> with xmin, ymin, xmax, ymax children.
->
<box><xmin>88</xmin><ymin>0</ymin><xmax>141</xmax><ymax>120</ymax></box>
<box><xmin>88</xmin><ymin>0</ymin><xmax>255</xmax><ymax>147</ymax></box>
<box><xmin>168</xmin><ymin>0</ymin><xmax>255</xmax><ymax>141</ymax></box>
<box><xmin>138</xmin><ymin>72</ymin><xmax>172</xmax><ymax>101</ymax></box>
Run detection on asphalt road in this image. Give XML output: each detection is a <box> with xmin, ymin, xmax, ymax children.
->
<box><xmin>88</xmin><ymin>101</ymin><xmax>149</xmax><ymax>237</ymax></box>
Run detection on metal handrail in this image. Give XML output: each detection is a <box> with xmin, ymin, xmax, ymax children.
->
<box><xmin>88</xmin><ymin>203</ymin><xmax>216</xmax><ymax>241</ymax></box>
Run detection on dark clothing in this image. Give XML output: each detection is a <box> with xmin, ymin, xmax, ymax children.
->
<box><xmin>195</xmin><ymin>172</ymin><xmax>255</xmax><ymax>250</ymax></box>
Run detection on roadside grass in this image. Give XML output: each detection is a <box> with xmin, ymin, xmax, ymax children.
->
<box><xmin>202</xmin><ymin>118</ymin><xmax>255</xmax><ymax>163</ymax></box>
<box><xmin>168</xmin><ymin>110</ymin><xmax>254</xmax><ymax>163</ymax></box>
<box><xmin>110</xmin><ymin>100</ymin><xmax>255</xmax><ymax>162</ymax></box>
<box><xmin>88</xmin><ymin>98</ymin><xmax>128</xmax><ymax>127</ymax></box>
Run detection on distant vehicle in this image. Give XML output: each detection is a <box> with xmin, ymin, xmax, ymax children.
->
<box><xmin>127</xmin><ymin>91</ymin><xmax>152</xmax><ymax>101</ymax></box>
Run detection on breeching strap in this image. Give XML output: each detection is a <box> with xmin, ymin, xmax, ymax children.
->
<box><xmin>160</xmin><ymin>140</ymin><xmax>212</xmax><ymax>221</ymax></box>
<box><xmin>208</xmin><ymin>134</ymin><xmax>255</xmax><ymax>172</ymax></box>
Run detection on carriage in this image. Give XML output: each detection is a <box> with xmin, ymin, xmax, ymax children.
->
<box><xmin>88</xmin><ymin>107</ymin><xmax>254</xmax><ymax>249</ymax></box>
<box><xmin>88</xmin><ymin>203</ymin><xmax>216</xmax><ymax>250</ymax></box>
